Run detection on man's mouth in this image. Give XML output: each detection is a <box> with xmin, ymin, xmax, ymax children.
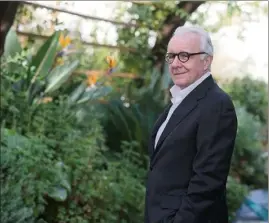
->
<box><xmin>173</xmin><ymin>72</ymin><xmax>187</xmax><ymax>76</ymax></box>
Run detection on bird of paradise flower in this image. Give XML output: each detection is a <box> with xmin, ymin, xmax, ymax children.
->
<box><xmin>106</xmin><ymin>55</ymin><xmax>117</xmax><ymax>74</ymax></box>
<box><xmin>53</xmin><ymin>32</ymin><xmax>72</xmax><ymax>67</ymax></box>
<box><xmin>86</xmin><ymin>55</ymin><xmax>117</xmax><ymax>88</ymax></box>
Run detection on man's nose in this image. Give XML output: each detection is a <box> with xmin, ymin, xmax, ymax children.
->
<box><xmin>171</xmin><ymin>57</ymin><xmax>183</xmax><ymax>67</ymax></box>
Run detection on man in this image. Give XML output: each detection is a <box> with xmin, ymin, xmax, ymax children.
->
<box><xmin>144</xmin><ymin>26</ymin><xmax>238</xmax><ymax>223</ymax></box>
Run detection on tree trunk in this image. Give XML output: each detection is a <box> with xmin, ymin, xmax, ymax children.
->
<box><xmin>151</xmin><ymin>1</ymin><xmax>205</xmax><ymax>70</ymax></box>
<box><xmin>0</xmin><ymin>1</ymin><xmax>20</xmax><ymax>57</ymax></box>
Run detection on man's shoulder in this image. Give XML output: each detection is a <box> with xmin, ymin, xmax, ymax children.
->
<box><xmin>209</xmin><ymin>84</ymin><xmax>233</xmax><ymax>102</ymax></box>
<box><xmin>201</xmin><ymin>83</ymin><xmax>235</xmax><ymax>111</ymax></box>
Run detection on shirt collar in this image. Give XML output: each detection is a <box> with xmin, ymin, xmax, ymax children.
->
<box><xmin>170</xmin><ymin>72</ymin><xmax>211</xmax><ymax>104</ymax></box>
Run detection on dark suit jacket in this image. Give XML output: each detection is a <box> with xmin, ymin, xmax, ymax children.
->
<box><xmin>144</xmin><ymin>75</ymin><xmax>238</xmax><ymax>223</ymax></box>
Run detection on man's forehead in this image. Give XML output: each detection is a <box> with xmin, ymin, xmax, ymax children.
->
<box><xmin>167</xmin><ymin>32</ymin><xmax>201</xmax><ymax>51</ymax></box>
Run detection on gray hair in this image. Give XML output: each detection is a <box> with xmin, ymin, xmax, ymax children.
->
<box><xmin>172</xmin><ymin>26</ymin><xmax>214</xmax><ymax>70</ymax></box>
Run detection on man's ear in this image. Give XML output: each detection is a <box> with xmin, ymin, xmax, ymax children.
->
<box><xmin>203</xmin><ymin>56</ymin><xmax>213</xmax><ymax>71</ymax></box>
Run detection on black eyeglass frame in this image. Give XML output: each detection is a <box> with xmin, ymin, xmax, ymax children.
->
<box><xmin>165</xmin><ymin>51</ymin><xmax>208</xmax><ymax>64</ymax></box>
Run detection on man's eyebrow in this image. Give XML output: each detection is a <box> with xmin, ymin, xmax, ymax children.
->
<box><xmin>166</xmin><ymin>51</ymin><xmax>184</xmax><ymax>54</ymax></box>
<box><xmin>168</xmin><ymin>50</ymin><xmax>193</xmax><ymax>53</ymax></box>
<box><xmin>167</xmin><ymin>50</ymin><xmax>177</xmax><ymax>53</ymax></box>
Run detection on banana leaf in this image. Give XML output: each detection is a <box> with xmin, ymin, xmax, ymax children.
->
<box><xmin>68</xmin><ymin>82</ymin><xmax>87</xmax><ymax>104</ymax></box>
<box><xmin>2</xmin><ymin>29</ymin><xmax>22</xmax><ymax>73</ymax></box>
<box><xmin>2</xmin><ymin>29</ymin><xmax>22</xmax><ymax>59</ymax></box>
<box><xmin>29</xmin><ymin>31</ymin><xmax>61</xmax><ymax>83</ymax></box>
<box><xmin>76</xmin><ymin>85</ymin><xmax>113</xmax><ymax>104</ymax></box>
<box><xmin>44</xmin><ymin>60</ymin><xmax>80</xmax><ymax>94</ymax></box>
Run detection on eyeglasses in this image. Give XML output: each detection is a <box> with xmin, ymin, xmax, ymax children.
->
<box><xmin>165</xmin><ymin>51</ymin><xmax>208</xmax><ymax>64</ymax></box>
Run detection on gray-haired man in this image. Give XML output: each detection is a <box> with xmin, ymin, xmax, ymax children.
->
<box><xmin>144</xmin><ymin>26</ymin><xmax>237</xmax><ymax>223</ymax></box>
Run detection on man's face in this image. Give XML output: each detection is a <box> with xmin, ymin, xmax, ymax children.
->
<box><xmin>167</xmin><ymin>33</ymin><xmax>212</xmax><ymax>89</ymax></box>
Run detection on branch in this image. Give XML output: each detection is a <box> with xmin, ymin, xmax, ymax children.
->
<box><xmin>21</xmin><ymin>1</ymin><xmax>138</xmax><ymax>28</ymax></box>
<box><xmin>73</xmin><ymin>70</ymin><xmax>139</xmax><ymax>79</ymax></box>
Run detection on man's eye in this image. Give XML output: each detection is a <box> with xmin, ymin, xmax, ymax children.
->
<box><xmin>168</xmin><ymin>54</ymin><xmax>175</xmax><ymax>59</ymax></box>
<box><xmin>179</xmin><ymin>52</ymin><xmax>189</xmax><ymax>58</ymax></box>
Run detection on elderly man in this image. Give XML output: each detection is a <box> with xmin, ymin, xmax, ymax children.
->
<box><xmin>144</xmin><ymin>26</ymin><xmax>238</xmax><ymax>223</ymax></box>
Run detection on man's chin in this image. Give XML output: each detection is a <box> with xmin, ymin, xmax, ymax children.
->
<box><xmin>173</xmin><ymin>78</ymin><xmax>190</xmax><ymax>89</ymax></box>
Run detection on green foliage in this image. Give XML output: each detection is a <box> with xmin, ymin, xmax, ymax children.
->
<box><xmin>224</xmin><ymin>76</ymin><xmax>268</xmax><ymax>123</ymax></box>
<box><xmin>1</xmin><ymin>30</ymin><xmax>146</xmax><ymax>223</ymax></box>
<box><xmin>101</xmin><ymin>68</ymin><xmax>169</xmax><ymax>155</ymax></box>
<box><xmin>1</xmin><ymin>153</ymin><xmax>35</xmax><ymax>223</ymax></box>
<box><xmin>44</xmin><ymin>60</ymin><xmax>79</xmax><ymax>94</ymax></box>
<box><xmin>221</xmin><ymin>77</ymin><xmax>268</xmax><ymax>191</ymax></box>
<box><xmin>222</xmin><ymin>77</ymin><xmax>268</xmax><ymax>221</ymax></box>
<box><xmin>1</xmin><ymin>30</ymin><xmax>80</xmax><ymax>107</ymax></box>
<box><xmin>3</xmin><ymin>29</ymin><xmax>22</xmax><ymax>59</ymax></box>
<box><xmin>231</xmin><ymin>105</ymin><xmax>267</xmax><ymax>187</ymax></box>
<box><xmin>1</xmin><ymin>69</ymin><xmax>145</xmax><ymax>223</ymax></box>
<box><xmin>117</xmin><ymin>1</ymin><xmax>189</xmax><ymax>74</ymax></box>
<box><xmin>1</xmin><ymin>128</ymin><xmax>62</xmax><ymax>219</ymax></box>
<box><xmin>55</xmin><ymin>141</ymin><xmax>146</xmax><ymax>223</ymax></box>
<box><xmin>29</xmin><ymin>31</ymin><xmax>61</xmax><ymax>83</ymax></box>
<box><xmin>226</xmin><ymin>176</ymin><xmax>249</xmax><ymax>222</ymax></box>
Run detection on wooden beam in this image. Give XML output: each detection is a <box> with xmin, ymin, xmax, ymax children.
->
<box><xmin>74</xmin><ymin>70</ymin><xmax>139</xmax><ymax>79</ymax></box>
<box><xmin>131</xmin><ymin>1</ymin><xmax>155</xmax><ymax>4</ymax></box>
<box><xmin>16</xmin><ymin>30</ymin><xmax>137</xmax><ymax>52</ymax></box>
<box><xmin>21</xmin><ymin>1</ymin><xmax>138</xmax><ymax>28</ymax></box>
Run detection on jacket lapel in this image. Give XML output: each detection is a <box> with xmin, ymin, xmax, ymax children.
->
<box><xmin>149</xmin><ymin>103</ymin><xmax>172</xmax><ymax>156</ymax></box>
<box><xmin>150</xmin><ymin>75</ymin><xmax>215</xmax><ymax>163</ymax></box>
<box><xmin>153</xmin><ymin>96</ymin><xmax>198</xmax><ymax>154</ymax></box>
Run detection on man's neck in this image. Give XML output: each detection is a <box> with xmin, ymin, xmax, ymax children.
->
<box><xmin>170</xmin><ymin>72</ymin><xmax>211</xmax><ymax>104</ymax></box>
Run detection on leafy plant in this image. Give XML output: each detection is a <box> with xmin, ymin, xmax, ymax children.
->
<box><xmin>226</xmin><ymin>176</ymin><xmax>249</xmax><ymax>222</ymax></box>
<box><xmin>101</xmin><ymin>67</ymin><xmax>169</xmax><ymax>156</ymax></box>
<box><xmin>1</xmin><ymin>29</ymin><xmax>80</xmax><ymax>107</ymax></box>
<box><xmin>224</xmin><ymin>76</ymin><xmax>268</xmax><ymax>123</ymax></box>
<box><xmin>1</xmin><ymin>28</ymin><xmax>148</xmax><ymax>223</ymax></box>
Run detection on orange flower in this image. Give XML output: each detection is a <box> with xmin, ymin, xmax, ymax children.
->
<box><xmin>59</xmin><ymin>33</ymin><xmax>71</xmax><ymax>49</ymax></box>
<box><xmin>37</xmin><ymin>97</ymin><xmax>53</xmax><ymax>104</ymax></box>
<box><xmin>106</xmin><ymin>55</ymin><xmax>116</xmax><ymax>69</ymax></box>
<box><xmin>86</xmin><ymin>71</ymin><xmax>100</xmax><ymax>86</ymax></box>
<box><xmin>87</xmin><ymin>75</ymin><xmax>97</xmax><ymax>86</ymax></box>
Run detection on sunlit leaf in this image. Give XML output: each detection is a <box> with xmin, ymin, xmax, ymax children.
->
<box><xmin>3</xmin><ymin>29</ymin><xmax>22</xmax><ymax>59</ymax></box>
<box><xmin>48</xmin><ymin>186</ymin><xmax>68</xmax><ymax>202</ymax></box>
<box><xmin>29</xmin><ymin>31</ymin><xmax>61</xmax><ymax>82</ymax></box>
<box><xmin>76</xmin><ymin>86</ymin><xmax>113</xmax><ymax>104</ymax></box>
<box><xmin>44</xmin><ymin>60</ymin><xmax>79</xmax><ymax>94</ymax></box>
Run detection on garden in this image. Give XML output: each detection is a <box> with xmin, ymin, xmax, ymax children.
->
<box><xmin>0</xmin><ymin>1</ymin><xmax>268</xmax><ymax>223</ymax></box>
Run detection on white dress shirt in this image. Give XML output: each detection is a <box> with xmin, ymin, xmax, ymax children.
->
<box><xmin>154</xmin><ymin>72</ymin><xmax>211</xmax><ymax>148</ymax></box>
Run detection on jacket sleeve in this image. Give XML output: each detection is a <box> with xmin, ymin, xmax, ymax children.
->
<box><xmin>173</xmin><ymin>98</ymin><xmax>238</xmax><ymax>223</ymax></box>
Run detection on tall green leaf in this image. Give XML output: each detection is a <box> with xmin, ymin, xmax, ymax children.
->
<box><xmin>68</xmin><ymin>82</ymin><xmax>87</xmax><ymax>104</ymax></box>
<box><xmin>29</xmin><ymin>31</ymin><xmax>61</xmax><ymax>82</ymax></box>
<box><xmin>76</xmin><ymin>86</ymin><xmax>113</xmax><ymax>104</ymax></box>
<box><xmin>2</xmin><ymin>29</ymin><xmax>23</xmax><ymax>73</ymax></box>
<box><xmin>2</xmin><ymin>29</ymin><xmax>22</xmax><ymax>59</ymax></box>
<box><xmin>44</xmin><ymin>60</ymin><xmax>80</xmax><ymax>94</ymax></box>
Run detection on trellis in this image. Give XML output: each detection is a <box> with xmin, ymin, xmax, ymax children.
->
<box><xmin>17</xmin><ymin>1</ymin><xmax>140</xmax><ymax>78</ymax></box>
<box><xmin>19</xmin><ymin>1</ymin><xmax>137</xmax><ymax>51</ymax></box>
